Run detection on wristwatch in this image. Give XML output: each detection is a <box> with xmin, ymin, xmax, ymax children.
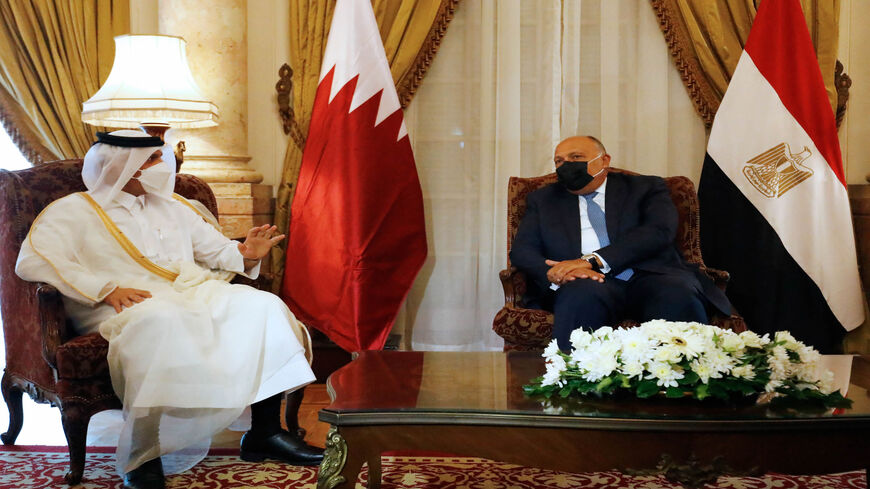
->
<box><xmin>581</xmin><ymin>254</ymin><xmax>602</xmax><ymax>272</ymax></box>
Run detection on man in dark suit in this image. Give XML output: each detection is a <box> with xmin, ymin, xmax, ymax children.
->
<box><xmin>510</xmin><ymin>136</ymin><xmax>731</xmax><ymax>349</ymax></box>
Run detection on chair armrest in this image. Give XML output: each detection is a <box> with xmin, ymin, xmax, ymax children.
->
<box><xmin>37</xmin><ymin>283</ymin><xmax>68</xmax><ymax>370</ymax></box>
<box><xmin>702</xmin><ymin>267</ymin><xmax>730</xmax><ymax>291</ymax></box>
<box><xmin>499</xmin><ymin>267</ymin><xmax>520</xmax><ymax>306</ymax></box>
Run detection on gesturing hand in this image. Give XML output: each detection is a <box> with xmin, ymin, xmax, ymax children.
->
<box><xmin>545</xmin><ymin>258</ymin><xmax>605</xmax><ymax>285</ymax></box>
<box><xmin>238</xmin><ymin>224</ymin><xmax>286</xmax><ymax>261</ymax></box>
<box><xmin>103</xmin><ymin>287</ymin><xmax>152</xmax><ymax>313</ymax></box>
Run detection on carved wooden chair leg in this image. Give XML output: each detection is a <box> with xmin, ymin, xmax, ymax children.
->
<box><xmin>0</xmin><ymin>372</ymin><xmax>23</xmax><ymax>444</ymax></box>
<box><xmin>60</xmin><ymin>404</ymin><xmax>91</xmax><ymax>485</ymax></box>
<box><xmin>284</xmin><ymin>387</ymin><xmax>307</xmax><ymax>440</ymax></box>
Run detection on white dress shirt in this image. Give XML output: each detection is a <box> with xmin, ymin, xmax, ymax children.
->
<box><xmin>550</xmin><ymin>179</ymin><xmax>611</xmax><ymax>290</ymax></box>
<box><xmin>578</xmin><ymin>179</ymin><xmax>612</xmax><ymax>273</ymax></box>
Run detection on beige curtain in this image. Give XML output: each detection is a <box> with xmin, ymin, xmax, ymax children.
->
<box><xmin>649</xmin><ymin>0</ymin><xmax>840</xmax><ymax>126</ymax></box>
<box><xmin>271</xmin><ymin>0</ymin><xmax>460</xmax><ymax>289</ymax></box>
<box><xmin>0</xmin><ymin>0</ymin><xmax>129</xmax><ymax>164</ymax></box>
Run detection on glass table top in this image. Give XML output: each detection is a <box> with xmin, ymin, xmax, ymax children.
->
<box><xmin>322</xmin><ymin>351</ymin><xmax>870</xmax><ymax>424</ymax></box>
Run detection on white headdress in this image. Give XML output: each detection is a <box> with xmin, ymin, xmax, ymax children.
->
<box><xmin>82</xmin><ymin>129</ymin><xmax>177</xmax><ymax>206</ymax></box>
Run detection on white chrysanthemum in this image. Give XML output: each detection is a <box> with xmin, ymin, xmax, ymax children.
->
<box><xmin>596</xmin><ymin>338</ymin><xmax>621</xmax><ymax>357</ymax></box>
<box><xmin>768</xmin><ymin>345</ymin><xmax>790</xmax><ymax>379</ymax></box>
<box><xmin>579</xmin><ymin>351</ymin><xmax>619</xmax><ymax>382</ymax></box>
<box><xmin>647</xmin><ymin>361</ymin><xmax>685</xmax><ymax>388</ymax></box>
<box><xmin>731</xmin><ymin>364</ymin><xmax>756</xmax><ymax>380</ymax></box>
<box><xmin>542</xmin><ymin>339</ymin><xmax>561</xmax><ymax>360</ymax></box>
<box><xmin>569</xmin><ymin>329</ymin><xmax>594</xmax><ymax>351</ymax></box>
<box><xmin>653</xmin><ymin>344</ymin><xmax>683</xmax><ymax>364</ymax></box>
<box><xmin>704</xmin><ymin>348</ymin><xmax>736</xmax><ymax>374</ymax></box>
<box><xmin>542</xmin><ymin>355</ymin><xmax>567</xmax><ymax>386</ymax></box>
<box><xmin>541</xmin><ymin>368</ymin><xmax>563</xmax><ymax>387</ymax></box>
<box><xmin>774</xmin><ymin>331</ymin><xmax>803</xmax><ymax>351</ymax></box>
<box><xmin>674</xmin><ymin>330</ymin><xmax>710</xmax><ymax>360</ymax></box>
<box><xmin>738</xmin><ymin>330</ymin><xmax>769</xmax><ymax>348</ymax></box>
<box><xmin>619</xmin><ymin>359</ymin><xmax>646</xmax><ymax>379</ymax></box>
<box><xmin>617</xmin><ymin>328</ymin><xmax>655</xmax><ymax>362</ymax></box>
<box><xmin>690</xmin><ymin>359</ymin><xmax>715</xmax><ymax>383</ymax></box>
<box><xmin>797</xmin><ymin>345</ymin><xmax>821</xmax><ymax>364</ymax></box>
<box><xmin>719</xmin><ymin>332</ymin><xmax>745</xmax><ymax>353</ymax></box>
<box><xmin>641</xmin><ymin>320</ymin><xmax>673</xmax><ymax>343</ymax></box>
<box><xmin>592</xmin><ymin>326</ymin><xmax>614</xmax><ymax>340</ymax></box>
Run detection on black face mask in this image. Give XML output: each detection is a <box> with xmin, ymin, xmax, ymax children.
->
<box><xmin>556</xmin><ymin>154</ymin><xmax>603</xmax><ymax>191</ymax></box>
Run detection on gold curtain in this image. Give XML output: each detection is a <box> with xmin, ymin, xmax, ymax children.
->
<box><xmin>0</xmin><ymin>0</ymin><xmax>129</xmax><ymax>163</ymax></box>
<box><xmin>650</xmin><ymin>0</ymin><xmax>839</xmax><ymax>126</ymax></box>
<box><xmin>271</xmin><ymin>0</ymin><xmax>459</xmax><ymax>287</ymax></box>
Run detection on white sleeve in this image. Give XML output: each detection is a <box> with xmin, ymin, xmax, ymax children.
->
<box><xmin>180</xmin><ymin>204</ymin><xmax>261</xmax><ymax>279</ymax></box>
<box><xmin>16</xmin><ymin>202</ymin><xmax>116</xmax><ymax>306</ymax></box>
<box><xmin>592</xmin><ymin>252</ymin><xmax>611</xmax><ymax>273</ymax></box>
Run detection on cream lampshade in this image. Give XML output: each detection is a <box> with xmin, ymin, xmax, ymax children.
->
<box><xmin>82</xmin><ymin>34</ymin><xmax>218</xmax><ymax>146</ymax></box>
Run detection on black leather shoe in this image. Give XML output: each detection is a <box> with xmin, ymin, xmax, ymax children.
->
<box><xmin>240</xmin><ymin>430</ymin><xmax>324</xmax><ymax>466</ymax></box>
<box><xmin>123</xmin><ymin>457</ymin><xmax>165</xmax><ymax>489</ymax></box>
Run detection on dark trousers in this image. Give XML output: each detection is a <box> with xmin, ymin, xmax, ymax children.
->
<box><xmin>552</xmin><ymin>270</ymin><xmax>708</xmax><ymax>350</ymax></box>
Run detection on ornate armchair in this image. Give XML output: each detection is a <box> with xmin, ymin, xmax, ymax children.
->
<box><xmin>492</xmin><ymin>169</ymin><xmax>746</xmax><ymax>351</ymax></box>
<box><xmin>0</xmin><ymin>159</ymin><xmax>219</xmax><ymax>485</ymax></box>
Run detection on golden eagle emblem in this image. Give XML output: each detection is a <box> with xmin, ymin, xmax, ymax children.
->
<box><xmin>743</xmin><ymin>143</ymin><xmax>813</xmax><ymax>198</ymax></box>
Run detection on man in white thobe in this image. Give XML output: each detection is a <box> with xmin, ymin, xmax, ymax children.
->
<box><xmin>16</xmin><ymin>130</ymin><xmax>322</xmax><ymax>489</ymax></box>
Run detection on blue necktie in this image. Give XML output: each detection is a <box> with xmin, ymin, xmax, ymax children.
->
<box><xmin>583</xmin><ymin>192</ymin><xmax>633</xmax><ymax>281</ymax></box>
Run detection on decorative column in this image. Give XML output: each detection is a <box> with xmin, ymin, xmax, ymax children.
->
<box><xmin>158</xmin><ymin>0</ymin><xmax>272</xmax><ymax>239</ymax></box>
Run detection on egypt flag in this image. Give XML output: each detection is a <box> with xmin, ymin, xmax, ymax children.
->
<box><xmin>281</xmin><ymin>0</ymin><xmax>427</xmax><ymax>352</ymax></box>
<box><xmin>698</xmin><ymin>0</ymin><xmax>863</xmax><ymax>352</ymax></box>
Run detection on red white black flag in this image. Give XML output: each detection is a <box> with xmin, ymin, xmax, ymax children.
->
<box><xmin>699</xmin><ymin>0</ymin><xmax>863</xmax><ymax>351</ymax></box>
<box><xmin>281</xmin><ymin>0</ymin><xmax>427</xmax><ymax>352</ymax></box>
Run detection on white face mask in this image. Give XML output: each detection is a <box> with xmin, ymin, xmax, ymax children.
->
<box><xmin>135</xmin><ymin>164</ymin><xmax>173</xmax><ymax>194</ymax></box>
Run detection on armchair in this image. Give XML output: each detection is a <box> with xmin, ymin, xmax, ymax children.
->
<box><xmin>0</xmin><ymin>159</ymin><xmax>219</xmax><ymax>484</ymax></box>
<box><xmin>492</xmin><ymin>169</ymin><xmax>746</xmax><ymax>351</ymax></box>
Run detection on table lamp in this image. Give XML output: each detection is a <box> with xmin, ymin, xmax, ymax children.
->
<box><xmin>81</xmin><ymin>34</ymin><xmax>218</xmax><ymax>167</ymax></box>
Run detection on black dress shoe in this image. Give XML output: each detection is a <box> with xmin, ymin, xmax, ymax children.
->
<box><xmin>123</xmin><ymin>457</ymin><xmax>165</xmax><ymax>489</ymax></box>
<box><xmin>240</xmin><ymin>430</ymin><xmax>324</xmax><ymax>466</ymax></box>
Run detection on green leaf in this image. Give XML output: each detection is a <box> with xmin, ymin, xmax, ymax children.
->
<box><xmin>615</xmin><ymin>374</ymin><xmax>631</xmax><ymax>388</ymax></box>
<box><xmin>695</xmin><ymin>384</ymin><xmax>710</xmax><ymax>400</ymax></box>
<box><xmin>679</xmin><ymin>371</ymin><xmax>700</xmax><ymax>385</ymax></box>
<box><xmin>636</xmin><ymin>380</ymin><xmax>659</xmax><ymax>398</ymax></box>
<box><xmin>595</xmin><ymin>377</ymin><xmax>614</xmax><ymax>393</ymax></box>
<box><xmin>666</xmin><ymin>387</ymin><xmax>686</xmax><ymax>398</ymax></box>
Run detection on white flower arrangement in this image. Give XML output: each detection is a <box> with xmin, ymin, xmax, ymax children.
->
<box><xmin>524</xmin><ymin>320</ymin><xmax>850</xmax><ymax>408</ymax></box>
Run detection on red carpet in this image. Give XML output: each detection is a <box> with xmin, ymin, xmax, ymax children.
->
<box><xmin>0</xmin><ymin>445</ymin><xmax>865</xmax><ymax>488</ymax></box>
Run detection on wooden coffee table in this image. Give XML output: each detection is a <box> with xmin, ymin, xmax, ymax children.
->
<box><xmin>315</xmin><ymin>351</ymin><xmax>870</xmax><ymax>489</ymax></box>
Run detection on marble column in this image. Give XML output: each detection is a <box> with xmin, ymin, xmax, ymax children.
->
<box><xmin>158</xmin><ymin>0</ymin><xmax>272</xmax><ymax>239</ymax></box>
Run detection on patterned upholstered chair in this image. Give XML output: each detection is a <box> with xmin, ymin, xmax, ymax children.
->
<box><xmin>0</xmin><ymin>159</ymin><xmax>219</xmax><ymax>485</ymax></box>
<box><xmin>492</xmin><ymin>169</ymin><xmax>746</xmax><ymax>352</ymax></box>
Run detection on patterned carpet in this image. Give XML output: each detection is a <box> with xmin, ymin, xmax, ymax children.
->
<box><xmin>0</xmin><ymin>446</ymin><xmax>866</xmax><ymax>489</ymax></box>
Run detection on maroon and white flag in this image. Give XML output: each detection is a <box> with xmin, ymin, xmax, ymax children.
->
<box><xmin>281</xmin><ymin>0</ymin><xmax>427</xmax><ymax>352</ymax></box>
<box><xmin>699</xmin><ymin>0</ymin><xmax>863</xmax><ymax>350</ymax></box>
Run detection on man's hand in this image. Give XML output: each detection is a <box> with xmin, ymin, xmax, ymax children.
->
<box><xmin>545</xmin><ymin>258</ymin><xmax>605</xmax><ymax>284</ymax></box>
<box><xmin>238</xmin><ymin>224</ymin><xmax>286</xmax><ymax>262</ymax></box>
<box><xmin>102</xmin><ymin>287</ymin><xmax>152</xmax><ymax>313</ymax></box>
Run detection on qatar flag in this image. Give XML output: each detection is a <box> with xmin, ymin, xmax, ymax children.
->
<box><xmin>281</xmin><ymin>0</ymin><xmax>427</xmax><ymax>352</ymax></box>
<box><xmin>698</xmin><ymin>0</ymin><xmax>863</xmax><ymax>352</ymax></box>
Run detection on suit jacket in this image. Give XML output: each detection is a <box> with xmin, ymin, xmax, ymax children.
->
<box><xmin>509</xmin><ymin>172</ymin><xmax>731</xmax><ymax>315</ymax></box>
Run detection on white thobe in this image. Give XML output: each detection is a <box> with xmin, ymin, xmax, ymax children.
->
<box><xmin>16</xmin><ymin>191</ymin><xmax>315</xmax><ymax>475</ymax></box>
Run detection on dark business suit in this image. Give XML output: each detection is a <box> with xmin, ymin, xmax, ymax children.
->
<box><xmin>510</xmin><ymin>172</ymin><xmax>732</xmax><ymax>348</ymax></box>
